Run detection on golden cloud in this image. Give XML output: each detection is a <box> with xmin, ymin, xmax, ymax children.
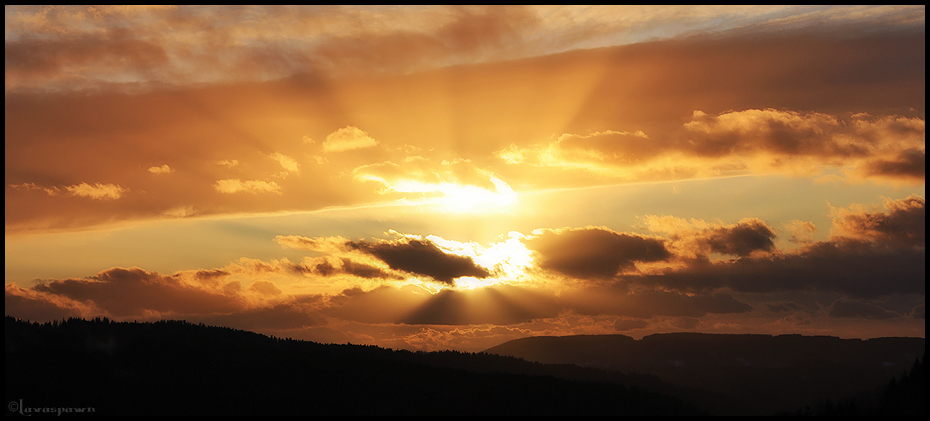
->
<box><xmin>147</xmin><ymin>164</ymin><xmax>173</xmax><ymax>174</ymax></box>
<box><xmin>322</xmin><ymin>126</ymin><xmax>378</xmax><ymax>152</ymax></box>
<box><xmin>213</xmin><ymin>179</ymin><xmax>282</xmax><ymax>194</ymax></box>
<box><xmin>65</xmin><ymin>182</ymin><xmax>126</xmax><ymax>199</ymax></box>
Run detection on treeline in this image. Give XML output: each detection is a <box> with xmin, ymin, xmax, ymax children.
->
<box><xmin>782</xmin><ymin>351</ymin><xmax>925</xmax><ymax>416</ymax></box>
<box><xmin>5</xmin><ymin>317</ymin><xmax>705</xmax><ymax>416</ymax></box>
<box><xmin>485</xmin><ymin>331</ymin><xmax>925</xmax><ymax>415</ymax></box>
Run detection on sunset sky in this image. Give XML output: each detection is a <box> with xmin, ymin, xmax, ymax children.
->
<box><xmin>5</xmin><ymin>5</ymin><xmax>925</xmax><ymax>352</ymax></box>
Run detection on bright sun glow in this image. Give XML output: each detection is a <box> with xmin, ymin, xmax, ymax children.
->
<box><xmin>426</xmin><ymin>231</ymin><xmax>533</xmax><ymax>290</ymax></box>
<box><xmin>388</xmin><ymin>177</ymin><xmax>518</xmax><ymax>214</ymax></box>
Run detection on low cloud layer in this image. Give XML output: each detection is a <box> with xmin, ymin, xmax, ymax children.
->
<box><xmin>8</xmin><ymin>195</ymin><xmax>921</xmax><ymax>351</ymax></box>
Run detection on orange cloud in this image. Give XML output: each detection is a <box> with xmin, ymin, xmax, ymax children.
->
<box><xmin>829</xmin><ymin>195</ymin><xmax>925</xmax><ymax>249</ymax></box>
<box><xmin>147</xmin><ymin>164</ymin><xmax>173</xmax><ymax>174</ymax></box>
<box><xmin>27</xmin><ymin>267</ymin><xmax>247</xmax><ymax>318</ymax></box>
<box><xmin>635</xmin><ymin>198</ymin><xmax>925</xmax><ymax>299</ymax></box>
<box><xmin>267</xmin><ymin>153</ymin><xmax>299</xmax><ymax>173</ymax></box>
<box><xmin>322</xmin><ymin>126</ymin><xmax>378</xmax><ymax>152</ymax></box>
<box><xmin>505</xmin><ymin>109</ymin><xmax>924</xmax><ymax>186</ymax></box>
<box><xmin>213</xmin><ymin>179</ymin><xmax>282</xmax><ymax>194</ymax></box>
<box><xmin>9</xmin><ymin>182</ymin><xmax>60</xmax><ymax>196</ymax></box>
<box><xmin>643</xmin><ymin>216</ymin><xmax>777</xmax><ymax>259</ymax></box>
<box><xmin>65</xmin><ymin>182</ymin><xmax>126</xmax><ymax>199</ymax></box>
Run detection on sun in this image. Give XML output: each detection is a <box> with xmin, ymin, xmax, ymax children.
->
<box><xmin>425</xmin><ymin>231</ymin><xmax>534</xmax><ymax>290</ymax></box>
<box><xmin>427</xmin><ymin>176</ymin><xmax>518</xmax><ymax>215</ymax></box>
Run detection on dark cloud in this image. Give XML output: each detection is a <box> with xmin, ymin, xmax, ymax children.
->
<box><xmin>613</xmin><ymin>318</ymin><xmax>649</xmax><ymax>332</ymax></box>
<box><xmin>832</xmin><ymin>195</ymin><xmax>925</xmax><ymax>249</ymax></box>
<box><xmin>639</xmin><ymin>197</ymin><xmax>925</xmax><ymax>298</ymax></box>
<box><xmin>697</xmin><ymin>218</ymin><xmax>776</xmax><ymax>256</ymax></box>
<box><xmin>5</xmin><ymin>27</ymin><xmax>170</xmax><ymax>90</ymax></box>
<box><xmin>189</xmin><ymin>269</ymin><xmax>231</xmax><ymax>287</ymax></box>
<box><xmin>828</xmin><ymin>299</ymin><xmax>900</xmax><ymax>319</ymax></box>
<box><xmin>670</xmin><ymin>317</ymin><xmax>702</xmax><ymax>330</ymax></box>
<box><xmin>31</xmin><ymin>267</ymin><xmax>246</xmax><ymax>318</ymax></box>
<box><xmin>524</xmin><ymin>227</ymin><xmax>671</xmax><ymax>279</ymax></box>
<box><xmin>764</xmin><ymin>301</ymin><xmax>804</xmax><ymax>313</ymax></box>
<box><xmin>560</xmin><ymin>284</ymin><xmax>753</xmax><ymax>318</ymax></box>
<box><xmin>288</xmin><ymin>257</ymin><xmax>402</xmax><ymax>280</ymax></box>
<box><xmin>4</xmin><ymin>284</ymin><xmax>86</xmax><ymax>322</ymax></box>
<box><xmin>912</xmin><ymin>303</ymin><xmax>925</xmax><ymax>319</ymax></box>
<box><xmin>863</xmin><ymin>148</ymin><xmax>925</xmax><ymax>181</ymax></box>
<box><xmin>348</xmin><ymin>238</ymin><xmax>490</xmax><ymax>285</ymax></box>
<box><xmin>642</xmin><ymin>239</ymin><xmax>925</xmax><ymax>299</ymax></box>
<box><xmin>308</xmin><ymin>5</ymin><xmax>539</xmax><ymax>77</ymax></box>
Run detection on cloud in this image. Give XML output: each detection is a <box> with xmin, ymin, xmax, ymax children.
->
<box><xmin>310</xmin><ymin>5</ymin><xmax>540</xmax><ymax>77</ymax></box>
<box><xmin>275</xmin><ymin>233</ymin><xmax>493</xmax><ymax>284</ymax></box>
<box><xmin>642</xmin><ymin>216</ymin><xmax>780</xmax><ymax>260</ymax></box>
<box><xmin>147</xmin><ymin>164</ymin><xmax>173</xmax><ymax>174</ymax></box>
<box><xmin>615</xmin><ymin>196</ymin><xmax>926</xmax><ymax>299</ymax></box>
<box><xmin>785</xmin><ymin>220</ymin><xmax>817</xmax><ymax>244</ymax></box>
<box><xmin>829</xmin><ymin>195</ymin><xmax>925</xmax><ymax>249</ymax></box>
<box><xmin>535</xmin><ymin>130</ymin><xmax>658</xmax><ymax>174</ymax></box>
<box><xmin>5</xmin><ymin>25</ymin><xmax>170</xmax><ymax>92</ymax></box>
<box><xmin>287</xmin><ymin>256</ymin><xmax>402</xmax><ymax>281</ymax></box>
<box><xmin>274</xmin><ymin>235</ymin><xmax>351</xmax><ymax>254</ymax></box>
<box><xmin>828</xmin><ymin>298</ymin><xmax>900</xmax><ymax>319</ymax></box>
<box><xmin>267</xmin><ymin>152</ymin><xmax>299</xmax><ymax>173</ymax></box>
<box><xmin>162</xmin><ymin>206</ymin><xmax>197</xmax><ymax>218</ymax></box>
<box><xmin>524</xmin><ymin>227</ymin><xmax>671</xmax><ymax>279</ymax></box>
<box><xmin>9</xmin><ymin>182</ymin><xmax>60</xmax><ymax>196</ymax></box>
<box><xmin>65</xmin><ymin>182</ymin><xmax>126</xmax><ymax>199</ymax></box>
<box><xmin>764</xmin><ymin>301</ymin><xmax>804</xmax><ymax>313</ymax></box>
<box><xmin>560</xmin><ymin>284</ymin><xmax>753</xmax><ymax>318</ymax></box>
<box><xmin>216</xmin><ymin>159</ymin><xmax>239</xmax><ymax>168</ymax></box>
<box><xmin>249</xmin><ymin>280</ymin><xmax>282</xmax><ymax>296</ymax></box>
<box><xmin>26</xmin><ymin>267</ymin><xmax>249</xmax><ymax>318</ymax></box>
<box><xmin>5</xmin><ymin>283</ymin><xmax>93</xmax><ymax>321</ymax></box>
<box><xmin>613</xmin><ymin>318</ymin><xmax>649</xmax><ymax>332</ymax></box>
<box><xmin>348</xmin><ymin>237</ymin><xmax>491</xmax><ymax>285</ymax></box>
<box><xmin>860</xmin><ymin>148</ymin><xmax>925</xmax><ymax>182</ymax></box>
<box><xmin>322</xmin><ymin>126</ymin><xmax>378</xmax><ymax>152</ymax></box>
<box><xmin>693</xmin><ymin>218</ymin><xmax>776</xmax><ymax>257</ymax></box>
<box><xmin>9</xmin><ymin>182</ymin><xmax>127</xmax><ymax>200</ymax></box>
<box><xmin>496</xmin><ymin>143</ymin><xmax>526</xmax><ymax>164</ymax></box>
<box><xmin>639</xmin><ymin>235</ymin><xmax>925</xmax><ymax>300</ymax></box>
<box><xmin>213</xmin><ymin>179</ymin><xmax>282</xmax><ymax>194</ymax></box>
<box><xmin>510</xmin><ymin>109</ymin><xmax>924</xmax><ymax>185</ymax></box>
<box><xmin>5</xmin><ymin>6</ymin><xmax>922</xmax><ymax>94</ymax></box>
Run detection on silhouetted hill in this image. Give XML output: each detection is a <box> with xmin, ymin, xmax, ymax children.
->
<box><xmin>778</xmin><ymin>351</ymin><xmax>926</xmax><ymax>416</ymax></box>
<box><xmin>4</xmin><ymin>317</ymin><xmax>704</xmax><ymax>416</ymax></box>
<box><xmin>484</xmin><ymin>332</ymin><xmax>925</xmax><ymax>415</ymax></box>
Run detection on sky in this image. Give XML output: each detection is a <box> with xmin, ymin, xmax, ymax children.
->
<box><xmin>4</xmin><ymin>5</ymin><xmax>925</xmax><ymax>352</ymax></box>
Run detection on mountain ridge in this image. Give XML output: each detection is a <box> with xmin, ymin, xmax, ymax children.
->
<box><xmin>483</xmin><ymin>331</ymin><xmax>925</xmax><ymax>415</ymax></box>
<box><xmin>5</xmin><ymin>316</ymin><xmax>705</xmax><ymax>416</ymax></box>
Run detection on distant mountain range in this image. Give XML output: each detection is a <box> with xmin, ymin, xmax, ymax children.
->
<box><xmin>483</xmin><ymin>332</ymin><xmax>925</xmax><ymax>415</ymax></box>
<box><xmin>4</xmin><ymin>317</ymin><xmax>702</xmax><ymax>416</ymax></box>
<box><xmin>5</xmin><ymin>317</ymin><xmax>924</xmax><ymax>415</ymax></box>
